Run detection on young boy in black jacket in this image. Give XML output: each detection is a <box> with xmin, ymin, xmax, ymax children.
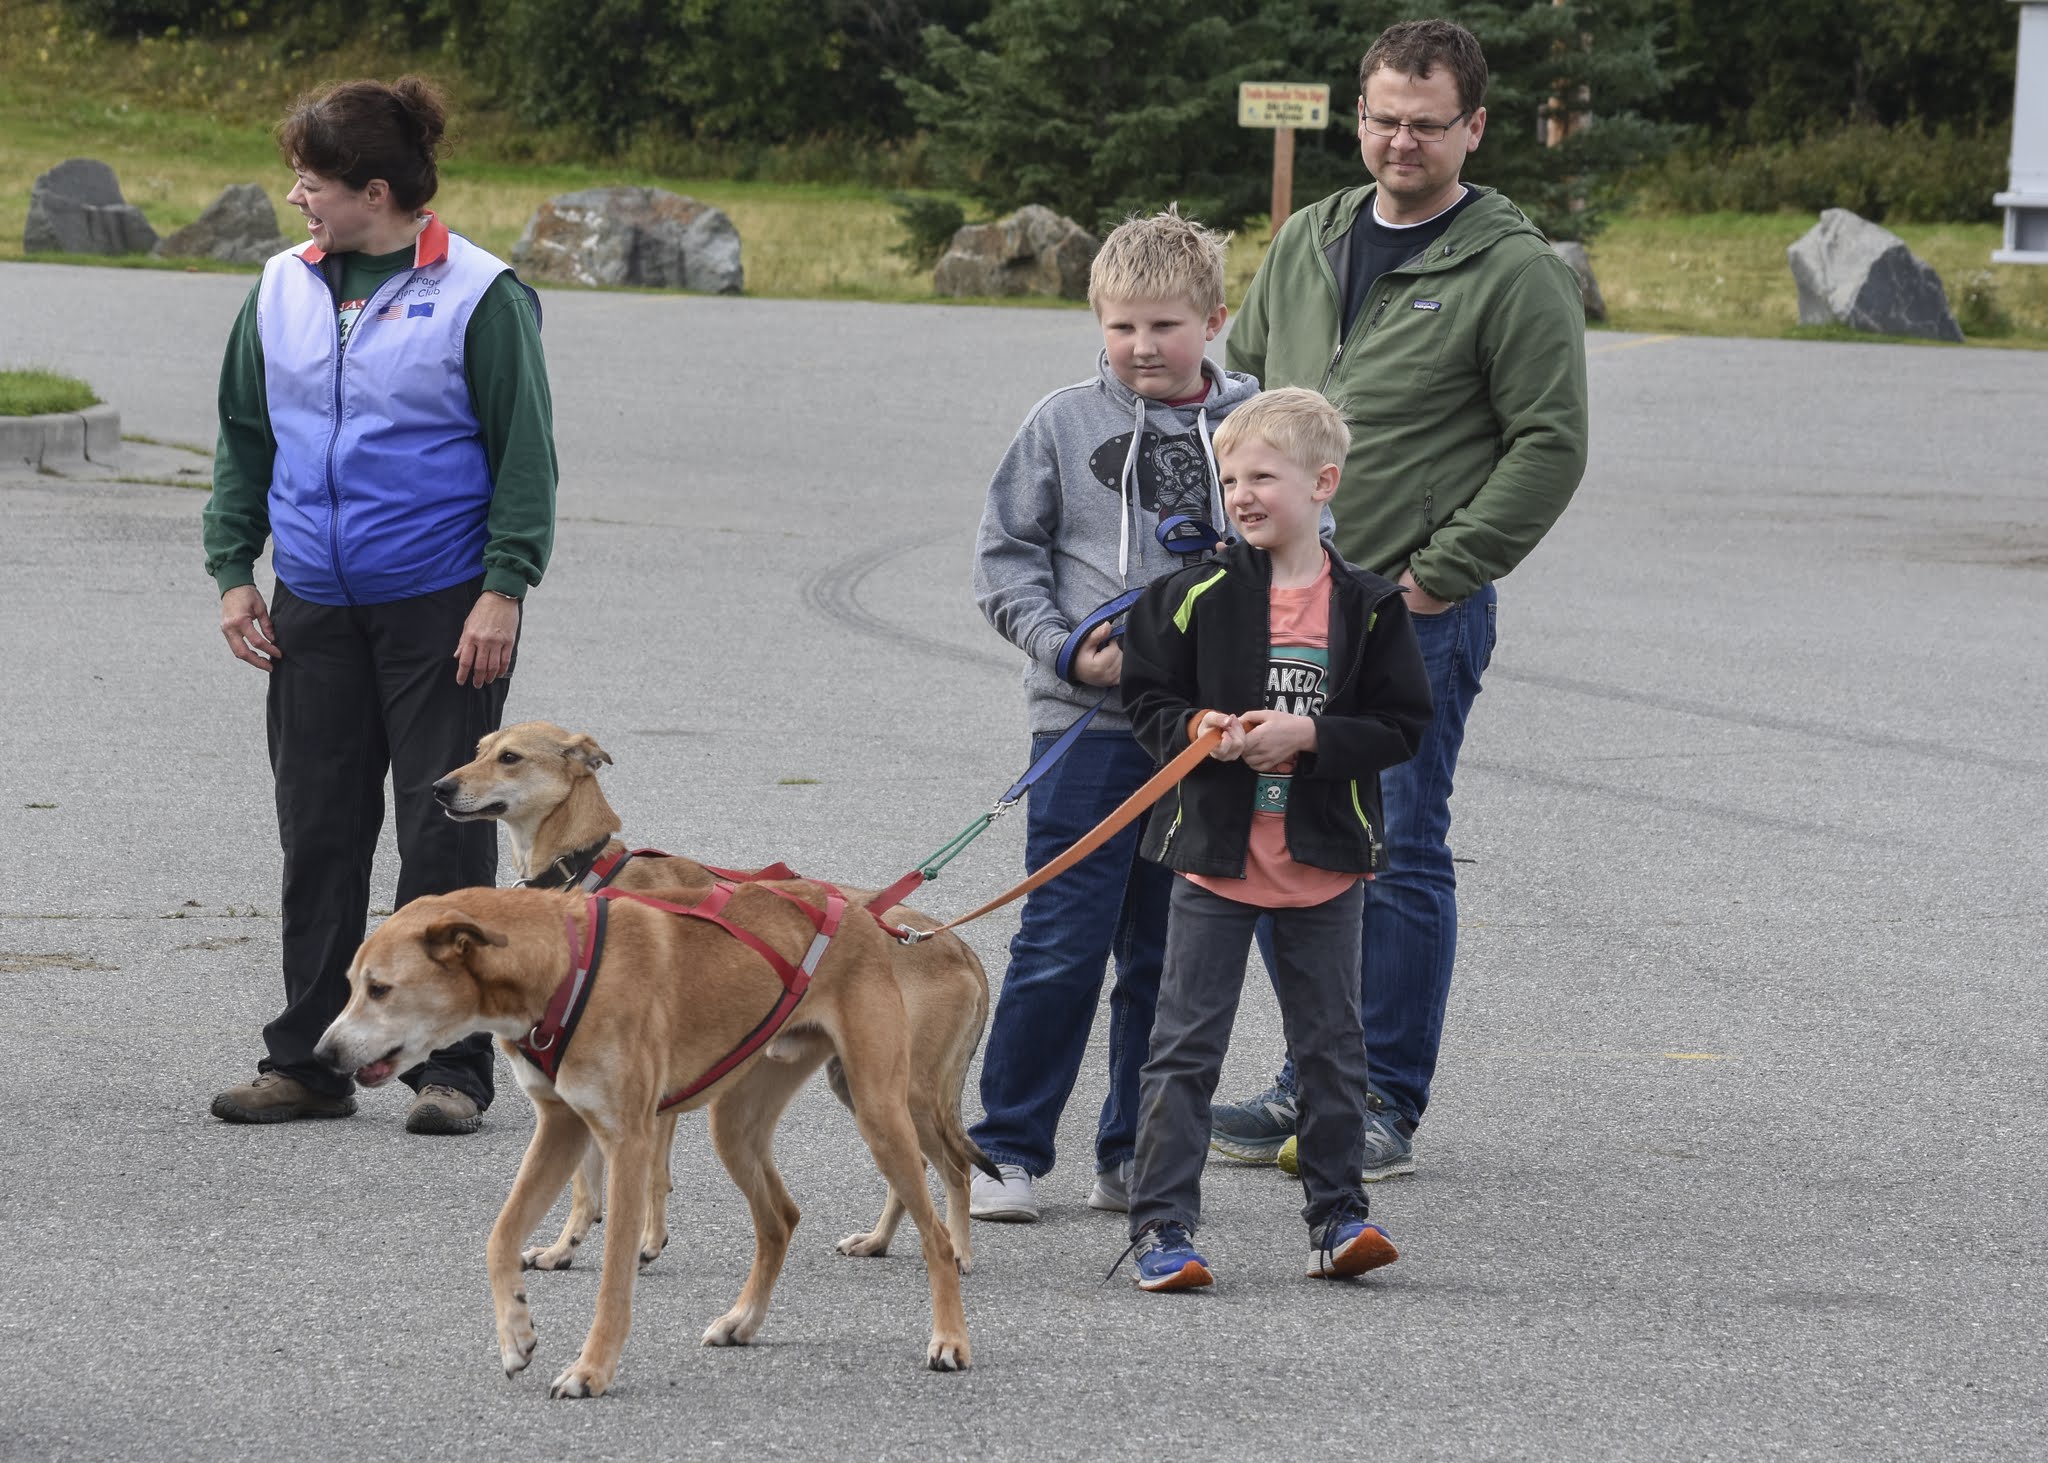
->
<box><xmin>1117</xmin><ymin>387</ymin><xmax>1434</xmax><ymax>1290</ymax></box>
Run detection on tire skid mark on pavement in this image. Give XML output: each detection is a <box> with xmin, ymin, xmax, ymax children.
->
<box><xmin>1491</xmin><ymin>667</ymin><xmax>2047</xmax><ymax>777</ymax></box>
<box><xmin>802</xmin><ymin>533</ymin><xmax>1011</xmax><ymax>673</ymax></box>
<box><xmin>1462</xmin><ymin>754</ymin><xmax>1887</xmax><ymax>845</ymax></box>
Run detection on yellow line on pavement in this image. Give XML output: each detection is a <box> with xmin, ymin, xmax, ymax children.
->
<box><xmin>1588</xmin><ymin>333</ymin><xmax>1679</xmax><ymax>356</ymax></box>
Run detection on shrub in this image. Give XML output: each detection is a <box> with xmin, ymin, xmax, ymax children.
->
<box><xmin>1630</xmin><ymin>121</ymin><xmax>2007</xmax><ymax>224</ymax></box>
<box><xmin>889</xmin><ymin>193</ymin><xmax>967</xmax><ymax>269</ymax></box>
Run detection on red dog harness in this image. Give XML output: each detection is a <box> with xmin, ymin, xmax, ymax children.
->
<box><xmin>513</xmin><ymin>878</ymin><xmax>848</xmax><ymax>1110</ymax></box>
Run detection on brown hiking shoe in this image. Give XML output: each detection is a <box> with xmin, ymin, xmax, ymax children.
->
<box><xmin>405</xmin><ymin>1084</ymin><xmax>483</xmax><ymax>1135</ymax></box>
<box><xmin>211</xmin><ymin>1071</ymin><xmax>357</xmax><ymax>1124</ymax></box>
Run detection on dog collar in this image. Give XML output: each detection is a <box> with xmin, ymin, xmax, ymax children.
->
<box><xmin>518</xmin><ymin>835</ymin><xmax>615</xmax><ymax>891</ymax></box>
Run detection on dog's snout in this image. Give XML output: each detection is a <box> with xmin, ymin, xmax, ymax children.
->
<box><xmin>431</xmin><ymin>775</ymin><xmax>459</xmax><ymax>806</ymax></box>
<box><xmin>311</xmin><ymin>1036</ymin><xmax>346</xmax><ymax>1072</ymax></box>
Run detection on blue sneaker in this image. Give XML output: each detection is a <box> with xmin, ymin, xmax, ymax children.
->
<box><xmin>1307</xmin><ymin>1210</ymin><xmax>1399</xmax><ymax>1279</ymax></box>
<box><xmin>1209</xmin><ymin>1080</ymin><xmax>1298</xmax><ymax>1163</ymax></box>
<box><xmin>1132</xmin><ymin>1221</ymin><xmax>1213</xmax><ymax>1292</ymax></box>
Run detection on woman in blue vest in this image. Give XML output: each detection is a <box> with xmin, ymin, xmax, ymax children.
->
<box><xmin>202</xmin><ymin>76</ymin><xmax>557</xmax><ymax>1134</ymax></box>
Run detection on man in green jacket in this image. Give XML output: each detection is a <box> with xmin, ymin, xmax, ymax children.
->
<box><xmin>1212</xmin><ymin>18</ymin><xmax>1589</xmax><ymax>1179</ymax></box>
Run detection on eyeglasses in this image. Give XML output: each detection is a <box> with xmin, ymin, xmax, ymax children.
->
<box><xmin>1360</xmin><ymin>110</ymin><xmax>1469</xmax><ymax>143</ymax></box>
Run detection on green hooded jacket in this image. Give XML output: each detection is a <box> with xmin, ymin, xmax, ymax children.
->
<box><xmin>1226</xmin><ymin>184</ymin><xmax>1588</xmax><ymax>603</ymax></box>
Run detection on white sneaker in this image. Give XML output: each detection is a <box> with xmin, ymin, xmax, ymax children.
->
<box><xmin>1086</xmin><ymin>1159</ymin><xmax>1132</xmax><ymax>1213</ymax></box>
<box><xmin>969</xmin><ymin>1163</ymin><xmax>1039</xmax><ymax>1222</ymax></box>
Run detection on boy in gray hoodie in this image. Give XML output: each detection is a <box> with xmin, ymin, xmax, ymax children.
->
<box><xmin>968</xmin><ymin>209</ymin><xmax>1261</xmax><ymax>1221</ymax></box>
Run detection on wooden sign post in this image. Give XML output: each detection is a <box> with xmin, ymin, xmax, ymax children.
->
<box><xmin>1238</xmin><ymin>82</ymin><xmax>1331</xmax><ymax>235</ymax></box>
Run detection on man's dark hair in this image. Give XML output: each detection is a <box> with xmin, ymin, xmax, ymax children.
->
<box><xmin>1358</xmin><ymin>19</ymin><xmax>1489</xmax><ymax>115</ymax></box>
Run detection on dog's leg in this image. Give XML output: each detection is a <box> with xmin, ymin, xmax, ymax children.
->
<box><xmin>839</xmin><ymin>1042</ymin><xmax>971</xmax><ymax>1371</ymax></box>
<box><xmin>836</xmin><ymin>1187</ymin><xmax>907</xmax><ymax>1260</ymax></box>
<box><xmin>524</xmin><ymin>1142</ymin><xmax>605</xmax><ymax>1271</ymax></box>
<box><xmin>700</xmin><ymin>1057</ymin><xmax>817</xmax><ymax>1347</ymax></box>
<box><xmin>641</xmin><ymin>1109</ymin><xmax>679</xmax><ymax>1265</ymax></box>
<box><xmin>549</xmin><ymin>1119</ymin><xmax>658</xmax><ymax>1400</ymax></box>
<box><xmin>488</xmin><ymin>1100</ymin><xmax>591</xmax><ymax>1380</ymax></box>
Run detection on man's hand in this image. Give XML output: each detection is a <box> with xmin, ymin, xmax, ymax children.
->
<box><xmin>455</xmin><ymin>592</ymin><xmax>521</xmax><ymax>687</ymax></box>
<box><xmin>1238</xmin><ymin>709</ymin><xmax>1316</xmax><ymax>772</ymax></box>
<box><xmin>1069</xmin><ymin>621</ymin><xmax>1124</xmax><ymax>687</ymax></box>
<box><xmin>219</xmin><ymin>584</ymin><xmax>281</xmax><ymax>671</ymax></box>
<box><xmin>1194</xmin><ymin>710</ymin><xmax>1245</xmax><ymax>761</ymax></box>
<box><xmin>1399</xmin><ymin>569</ymin><xmax>1453</xmax><ymax>616</ymax></box>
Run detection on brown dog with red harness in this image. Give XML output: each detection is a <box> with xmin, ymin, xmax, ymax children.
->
<box><xmin>430</xmin><ymin>720</ymin><xmax>994</xmax><ymax>1277</ymax></box>
<box><xmin>316</xmin><ymin>875</ymin><xmax>973</xmax><ymax>1398</ymax></box>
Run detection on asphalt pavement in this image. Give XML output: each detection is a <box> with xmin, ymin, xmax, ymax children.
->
<box><xmin>1</xmin><ymin>259</ymin><xmax>2043</xmax><ymax>1462</ymax></box>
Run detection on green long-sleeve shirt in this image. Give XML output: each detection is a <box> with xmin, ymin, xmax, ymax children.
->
<box><xmin>203</xmin><ymin>243</ymin><xmax>558</xmax><ymax>601</ymax></box>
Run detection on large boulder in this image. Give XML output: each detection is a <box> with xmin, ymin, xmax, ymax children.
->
<box><xmin>512</xmin><ymin>188</ymin><xmax>743</xmax><ymax>294</ymax></box>
<box><xmin>1787</xmin><ymin>209</ymin><xmax>1962</xmax><ymax>343</ymax></box>
<box><xmin>933</xmin><ymin>206</ymin><xmax>1098</xmax><ymax>300</ymax></box>
<box><xmin>24</xmin><ymin>159</ymin><xmax>158</xmax><ymax>256</ymax></box>
<box><xmin>1551</xmin><ymin>240</ymin><xmax>1606</xmax><ymax>323</ymax></box>
<box><xmin>155</xmin><ymin>184</ymin><xmax>290</xmax><ymax>265</ymax></box>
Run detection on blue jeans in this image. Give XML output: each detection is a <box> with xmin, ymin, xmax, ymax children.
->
<box><xmin>971</xmin><ymin>730</ymin><xmax>1173</xmax><ymax>1177</ymax></box>
<box><xmin>1264</xmin><ymin>584</ymin><xmax>1497</xmax><ymax>1126</ymax></box>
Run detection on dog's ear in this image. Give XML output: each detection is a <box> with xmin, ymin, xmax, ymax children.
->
<box><xmin>422</xmin><ymin>916</ymin><xmax>509</xmax><ymax>964</ymax></box>
<box><xmin>563</xmin><ymin>733</ymin><xmax>613</xmax><ymax>770</ymax></box>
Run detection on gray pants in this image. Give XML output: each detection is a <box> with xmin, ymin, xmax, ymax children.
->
<box><xmin>1131</xmin><ymin>876</ymin><xmax>1371</xmax><ymax>1236</ymax></box>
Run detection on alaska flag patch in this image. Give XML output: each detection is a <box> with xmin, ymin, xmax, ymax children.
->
<box><xmin>1413</xmin><ymin>300</ymin><xmax>1442</xmax><ymax>311</ymax></box>
<box><xmin>407</xmin><ymin>302</ymin><xmax>436</xmax><ymax>318</ymax></box>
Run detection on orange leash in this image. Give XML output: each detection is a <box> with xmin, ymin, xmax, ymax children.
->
<box><xmin>906</xmin><ymin>725</ymin><xmax>1222</xmax><ymax>940</ymax></box>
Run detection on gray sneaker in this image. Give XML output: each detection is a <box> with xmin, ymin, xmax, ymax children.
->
<box><xmin>1358</xmin><ymin>1106</ymin><xmax>1417</xmax><ymax>1182</ymax></box>
<box><xmin>1209</xmin><ymin>1081</ymin><xmax>1298</xmax><ymax>1163</ymax></box>
<box><xmin>1086</xmin><ymin>1159</ymin><xmax>1132</xmax><ymax>1212</ymax></box>
<box><xmin>969</xmin><ymin>1163</ymin><xmax>1039</xmax><ymax>1222</ymax></box>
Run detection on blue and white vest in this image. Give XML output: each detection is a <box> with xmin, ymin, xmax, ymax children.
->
<box><xmin>257</xmin><ymin>216</ymin><xmax>515</xmax><ymax>606</ymax></box>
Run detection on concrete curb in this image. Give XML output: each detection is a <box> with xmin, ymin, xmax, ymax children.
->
<box><xmin>0</xmin><ymin>401</ymin><xmax>121</xmax><ymax>468</ymax></box>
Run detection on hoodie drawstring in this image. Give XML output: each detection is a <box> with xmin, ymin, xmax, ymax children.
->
<box><xmin>1116</xmin><ymin>388</ymin><xmax>1145</xmax><ymax>580</ymax></box>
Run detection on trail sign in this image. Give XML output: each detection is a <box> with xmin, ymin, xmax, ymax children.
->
<box><xmin>1237</xmin><ymin>83</ymin><xmax>1331</xmax><ymax>129</ymax></box>
<box><xmin>1236</xmin><ymin>83</ymin><xmax>1332</xmax><ymax>234</ymax></box>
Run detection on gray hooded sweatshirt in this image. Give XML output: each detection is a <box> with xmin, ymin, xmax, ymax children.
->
<box><xmin>974</xmin><ymin>351</ymin><xmax>1262</xmax><ymax>735</ymax></box>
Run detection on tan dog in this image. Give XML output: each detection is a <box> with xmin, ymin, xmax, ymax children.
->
<box><xmin>430</xmin><ymin>720</ymin><xmax>991</xmax><ymax>1276</ymax></box>
<box><xmin>316</xmin><ymin>880</ymin><xmax>972</xmax><ymax>1397</ymax></box>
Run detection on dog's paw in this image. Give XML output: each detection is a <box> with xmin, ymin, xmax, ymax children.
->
<box><xmin>496</xmin><ymin>1301</ymin><xmax>538</xmax><ymax>1377</ymax></box>
<box><xmin>700</xmin><ymin>1308</ymin><xmax>760</xmax><ymax>1348</ymax></box>
<box><xmin>637</xmin><ymin>1230</ymin><xmax>668</xmax><ymax>1268</ymax></box>
<box><xmin>836</xmin><ymin>1230</ymin><xmax>889</xmax><ymax>1258</ymax></box>
<box><xmin>522</xmin><ymin>1237</ymin><xmax>579</xmax><ymax>1271</ymax></box>
<box><xmin>926</xmin><ymin>1333</ymin><xmax>971</xmax><ymax>1372</ymax></box>
<box><xmin>955</xmin><ymin>1248</ymin><xmax>974</xmax><ymax>1277</ymax></box>
<box><xmin>548</xmin><ymin>1361</ymin><xmax>609</xmax><ymax>1399</ymax></box>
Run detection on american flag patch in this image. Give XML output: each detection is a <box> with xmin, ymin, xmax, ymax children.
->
<box><xmin>374</xmin><ymin>304</ymin><xmax>402</xmax><ymax>322</ymax></box>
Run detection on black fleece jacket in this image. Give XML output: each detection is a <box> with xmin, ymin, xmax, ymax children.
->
<box><xmin>1121</xmin><ymin>541</ymin><xmax>1433</xmax><ymax>879</ymax></box>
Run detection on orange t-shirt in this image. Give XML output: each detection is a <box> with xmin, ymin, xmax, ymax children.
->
<box><xmin>1187</xmin><ymin>562</ymin><xmax>1361</xmax><ymax>909</ymax></box>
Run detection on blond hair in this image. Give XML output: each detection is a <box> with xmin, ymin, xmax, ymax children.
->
<box><xmin>1088</xmin><ymin>206</ymin><xmax>1229</xmax><ymax>315</ymax></box>
<box><xmin>1212</xmin><ymin>388</ymin><xmax>1351</xmax><ymax>477</ymax></box>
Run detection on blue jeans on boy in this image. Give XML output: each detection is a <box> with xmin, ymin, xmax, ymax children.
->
<box><xmin>1261</xmin><ymin>583</ymin><xmax>1497</xmax><ymax>1127</ymax></box>
<box><xmin>971</xmin><ymin>730</ymin><xmax>1173</xmax><ymax>1177</ymax></box>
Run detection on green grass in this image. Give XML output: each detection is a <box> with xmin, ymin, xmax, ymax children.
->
<box><xmin>0</xmin><ymin>368</ymin><xmax>98</xmax><ymax>415</ymax></box>
<box><xmin>1583</xmin><ymin>212</ymin><xmax>2048</xmax><ymax>346</ymax></box>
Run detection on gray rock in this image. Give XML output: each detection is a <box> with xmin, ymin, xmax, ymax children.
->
<box><xmin>1551</xmin><ymin>240</ymin><xmax>1607</xmax><ymax>323</ymax></box>
<box><xmin>1787</xmin><ymin>209</ymin><xmax>1963</xmax><ymax>343</ymax></box>
<box><xmin>24</xmin><ymin>159</ymin><xmax>159</xmax><ymax>256</ymax></box>
<box><xmin>512</xmin><ymin>188</ymin><xmax>743</xmax><ymax>294</ymax></box>
<box><xmin>155</xmin><ymin>184</ymin><xmax>290</xmax><ymax>265</ymax></box>
<box><xmin>933</xmin><ymin>206</ymin><xmax>1098</xmax><ymax>301</ymax></box>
